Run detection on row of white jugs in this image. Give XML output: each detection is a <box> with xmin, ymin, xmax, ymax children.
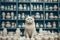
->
<box><xmin>1</xmin><ymin>0</ymin><xmax>58</xmax><ymax>2</ymax></box>
<box><xmin>1</xmin><ymin>4</ymin><xmax>58</xmax><ymax>11</ymax></box>
<box><xmin>1</xmin><ymin>21</ymin><xmax>57</xmax><ymax>28</ymax></box>
<box><xmin>2</xmin><ymin>12</ymin><xmax>58</xmax><ymax>20</ymax></box>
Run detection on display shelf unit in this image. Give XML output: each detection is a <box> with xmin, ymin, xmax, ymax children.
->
<box><xmin>0</xmin><ymin>0</ymin><xmax>60</xmax><ymax>34</ymax></box>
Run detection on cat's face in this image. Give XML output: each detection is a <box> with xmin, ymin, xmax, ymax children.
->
<box><xmin>26</xmin><ymin>16</ymin><xmax>34</xmax><ymax>24</ymax></box>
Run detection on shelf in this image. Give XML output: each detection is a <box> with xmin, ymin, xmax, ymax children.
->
<box><xmin>0</xmin><ymin>0</ymin><xmax>60</xmax><ymax>32</ymax></box>
<box><xmin>1</xmin><ymin>2</ymin><xmax>16</xmax><ymax>4</ymax></box>
<box><xmin>18</xmin><ymin>10</ymin><xmax>30</xmax><ymax>11</ymax></box>
<box><xmin>45</xmin><ymin>2</ymin><xmax>58</xmax><ymax>3</ymax></box>
<box><xmin>0</xmin><ymin>19</ymin><xmax>17</xmax><ymax>21</ymax></box>
<box><xmin>31</xmin><ymin>2</ymin><xmax>43</xmax><ymax>4</ymax></box>
<box><xmin>43</xmin><ymin>28</ymin><xmax>60</xmax><ymax>30</ymax></box>
<box><xmin>0</xmin><ymin>28</ymin><xmax>59</xmax><ymax>30</ymax></box>
<box><xmin>18</xmin><ymin>2</ymin><xmax>30</xmax><ymax>4</ymax></box>
<box><xmin>31</xmin><ymin>10</ymin><xmax>44</xmax><ymax>12</ymax></box>
<box><xmin>45</xmin><ymin>10</ymin><xmax>58</xmax><ymax>12</ymax></box>
<box><xmin>45</xmin><ymin>19</ymin><xmax>58</xmax><ymax>20</ymax></box>
<box><xmin>1</xmin><ymin>10</ymin><xmax>16</xmax><ymax>11</ymax></box>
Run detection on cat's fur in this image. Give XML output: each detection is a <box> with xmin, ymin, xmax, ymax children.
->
<box><xmin>25</xmin><ymin>16</ymin><xmax>36</xmax><ymax>39</ymax></box>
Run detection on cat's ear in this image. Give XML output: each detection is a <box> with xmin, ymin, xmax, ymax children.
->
<box><xmin>26</xmin><ymin>15</ymin><xmax>29</xmax><ymax>18</ymax></box>
<box><xmin>31</xmin><ymin>15</ymin><xmax>34</xmax><ymax>18</ymax></box>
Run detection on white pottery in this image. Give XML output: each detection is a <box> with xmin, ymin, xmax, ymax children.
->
<box><xmin>9</xmin><ymin>0</ymin><xmax>13</xmax><ymax>2</ymax></box>
<box><xmin>40</xmin><ymin>24</ymin><xmax>43</xmax><ymax>28</ymax></box>
<box><xmin>8</xmin><ymin>6</ymin><xmax>10</xmax><ymax>10</ymax></box>
<box><xmin>49</xmin><ymin>6</ymin><xmax>53</xmax><ymax>10</ymax></box>
<box><xmin>31</xmin><ymin>38</ymin><xmax>35</xmax><ymax>40</ymax></box>
<box><xmin>50</xmin><ymin>0</ymin><xmax>52</xmax><ymax>2</ymax></box>
<box><xmin>5</xmin><ymin>6</ymin><xmax>7</xmax><ymax>10</ymax></box>
<box><xmin>6</xmin><ymin>12</ymin><xmax>11</xmax><ymax>19</ymax></box>
<box><xmin>54</xmin><ymin>16</ymin><xmax>58</xmax><ymax>19</ymax></box>
<box><xmin>37</xmin><ymin>5</ymin><xmax>39</xmax><ymax>10</ymax></box>
<box><xmin>46</xmin><ymin>13</ymin><xmax>48</xmax><ymax>19</ymax></box>
<box><xmin>47</xmin><ymin>22</ymin><xmax>51</xmax><ymax>28</ymax></box>
<box><xmin>35</xmin><ymin>12</ymin><xmax>40</xmax><ymax>19</ymax></box>
<box><xmin>1</xmin><ymin>5</ymin><xmax>4</xmax><ymax>10</ymax></box>
<box><xmin>53</xmin><ymin>0</ymin><xmax>57</xmax><ymax>2</ymax></box>
<box><xmin>14</xmin><ymin>5</ymin><xmax>16</xmax><ymax>10</ymax></box>
<box><xmin>2</xmin><ymin>36</ymin><xmax>7</xmax><ymax>40</ymax></box>
<box><xmin>18</xmin><ymin>14</ymin><xmax>21</xmax><ymax>20</ymax></box>
<box><xmin>53</xmin><ymin>22</ymin><xmax>56</xmax><ymax>28</ymax></box>
<box><xmin>33</xmin><ymin>5</ymin><xmax>36</xmax><ymax>10</ymax></box>
<box><xmin>19</xmin><ymin>4</ymin><xmax>23</xmax><ymax>10</ymax></box>
<box><xmin>54</xmin><ymin>5</ymin><xmax>57</xmax><ymax>10</ymax></box>
<box><xmin>46</xmin><ymin>5</ymin><xmax>49</xmax><ymax>10</ymax></box>
<box><xmin>24</xmin><ymin>4</ymin><xmax>26</xmax><ymax>10</ymax></box>
<box><xmin>11</xmin><ymin>12</ymin><xmax>14</xmax><ymax>19</ymax></box>
<box><xmin>3</xmin><ymin>28</ymin><xmax>7</xmax><ymax>36</ymax></box>
<box><xmin>40</xmin><ymin>5</ymin><xmax>43</xmax><ymax>10</ymax></box>
<box><xmin>2</xmin><ymin>21</ymin><xmax>5</xmax><ymax>28</ymax></box>
<box><xmin>44</xmin><ymin>0</ymin><xmax>47</xmax><ymax>2</ymax></box>
<box><xmin>44</xmin><ymin>23</ymin><xmax>46</xmax><ymax>28</ymax></box>
<box><xmin>14</xmin><ymin>0</ymin><xmax>16</xmax><ymax>2</ymax></box>
<box><xmin>10</xmin><ymin>5</ymin><xmax>13</xmax><ymax>10</ymax></box>
<box><xmin>2</xmin><ymin>12</ymin><xmax>5</xmax><ymax>19</ymax></box>
<box><xmin>36</xmin><ymin>23</ymin><xmax>39</xmax><ymax>27</ymax></box>
<box><xmin>28</xmin><ymin>6</ymin><xmax>30</xmax><ymax>10</ymax></box>
<box><xmin>49</xmin><ymin>13</ymin><xmax>54</xmax><ymax>19</ymax></box>
<box><xmin>0</xmin><ymin>35</ymin><xmax>2</xmax><ymax>40</ymax></box>
<box><xmin>33</xmin><ymin>0</ymin><xmax>36</xmax><ymax>2</ymax></box>
<box><xmin>16</xmin><ymin>28</ymin><xmax>20</xmax><ymax>38</ymax></box>
<box><xmin>22</xmin><ymin>13</ymin><xmax>25</xmax><ymax>19</ymax></box>
<box><xmin>22</xmin><ymin>23</ymin><xmax>25</xmax><ymax>28</ymax></box>
<box><xmin>13</xmin><ymin>34</ymin><xmax>18</xmax><ymax>40</ymax></box>
<box><xmin>41</xmin><ymin>14</ymin><xmax>43</xmax><ymax>19</ymax></box>
<box><xmin>14</xmin><ymin>16</ymin><xmax>17</xmax><ymax>19</ymax></box>
<box><xmin>18</xmin><ymin>24</ymin><xmax>21</xmax><ymax>28</ymax></box>
<box><xmin>31</xmin><ymin>5</ymin><xmax>33</xmax><ymax>10</ymax></box>
<box><xmin>11</xmin><ymin>22</ymin><xmax>15</xmax><ymax>28</ymax></box>
<box><xmin>6</xmin><ymin>21</ymin><xmax>11</xmax><ymax>28</ymax></box>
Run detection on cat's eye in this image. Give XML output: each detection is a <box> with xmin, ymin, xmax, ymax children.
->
<box><xmin>27</xmin><ymin>19</ymin><xmax>29</xmax><ymax>20</ymax></box>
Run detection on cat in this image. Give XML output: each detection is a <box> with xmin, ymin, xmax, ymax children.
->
<box><xmin>24</xmin><ymin>15</ymin><xmax>36</xmax><ymax>39</ymax></box>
